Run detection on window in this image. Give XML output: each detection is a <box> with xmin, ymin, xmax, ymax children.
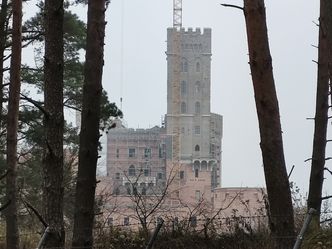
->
<box><xmin>144</xmin><ymin>168</ymin><xmax>150</xmax><ymax>176</ymax></box>
<box><xmin>190</xmin><ymin>216</ymin><xmax>197</xmax><ymax>227</ymax></box>
<box><xmin>157</xmin><ymin>173</ymin><xmax>163</xmax><ymax>179</ymax></box>
<box><xmin>194</xmin><ymin>126</ymin><xmax>200</xmax><ymax>135</ymax></box>
<box><xmin>115</xmin><ymin>172</ymin><xmax>120</xmax><ymax>180</ymax></box>
<box><xmin>195</xmin><ymin>102</ymin><xmax>200</xmax><ymax>114</ymax></box>
<box><xmin>181</xmin><ymin>102</ymin><xmax>187</xmax><ymax>113</ymax></box>
<box><xmin>196</xmin><ymin>62</ymin><xmax>200</xmax><ymax>72</ymax></box>
<box><xmin>195</xmin><ymin>168</ymin><xmax>199</xmax><ymax>178</ymax></box>
<box><xmin>181</xmin><ymin>59</ymin><xmax>188</xmax><ymax>72</ymax></box>
<box><xmin>195</xmin><ymin>145</ymin><xmax>200</xmax><ymax>152</ymax></box>
<box><xmin>181</xmin><ymin>81</ymin><xmax>187</xmax><ymax>96</ymax></box>
<box><xmin>128</xmin><ymin>148</ymin><xmax>135</xmax><ymax>158</ymax></box>
<box><xmin>144</xmin><ymin>148</ymin><xmax>151</xmax><ymax>158</ymax></box>
<box><xmin>124</xmin><ymin>217</ymin><xmax>129</xmax><ymax>226</ymax></box>
<box><xmin>179</xmin><ymin>171</ymin><xmax>184</xmax><ymax>179</ymax></box>
<box><xmin>116</xmin><ymin>148</ymin><xmax>119</xmax><ymax>158</ymax></box>
<box><xmin>128</xmin><ymin>165</ymin><xmax>135</xmax><ymax>176</ymax></box>
<box><xmin>195</xmin><ymin>81</ymin><xmax>201</xmax><ymax>93</ymax></box>
<box><xmin>195</xmin><ymin>190</ymin><xmax>201</xmax><ymax>201</ymax></box>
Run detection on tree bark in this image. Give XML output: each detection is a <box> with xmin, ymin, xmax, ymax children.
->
<box><xmin>243</xmin><ymin>0</ymin><xmax>295</xmax><ymax>248</ymax></box>
<box><xmin>71</xmin><ymin>0</ymin><xmax>106</xmax><ymax>248</ymax></box>
<box><xmin>307</xmin><ymin>0</ymin><xmax>332</xmax><ymax>229</ymax></box>
<box><xmin>43</xmin><ymin>0</ymin><xmax>65</xmax><ymax>247</ymax></box>
<box><xmin>5</xmin><ymin>0</ymin><xmax>22</xmax><ymax>248</ymax></box>
<box><xmin>0</xmin><ymin>0</ymin><xmax>8</xmax><ymax>128</ymax></box>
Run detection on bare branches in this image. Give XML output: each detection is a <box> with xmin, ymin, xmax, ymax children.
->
<box><xmin>220</xmin><ymin>3</ymin><xmax>244</xmax><ymax>11</ymax></box>
<box><xmin>321</xmin><ymin>195</ymin><xmax>332</xmax><ymax>200</ymax></box>
<box><xmin>22</xmin><ymin>199</ymin><xmax>48</xmax><ymax>228</ymax></box>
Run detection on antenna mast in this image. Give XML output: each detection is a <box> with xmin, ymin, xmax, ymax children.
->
<box><xmin>173</xmin><ymin>0</ymin><xmax>182</xmax><ymax>29</ymax></box>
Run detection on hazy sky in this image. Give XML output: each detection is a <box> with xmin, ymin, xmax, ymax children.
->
<box><xmin>23</xmin><ymin>1</ymin><xmax>331</xmax><ymax>195</ymax></box>
<box><xmin>101</xmin><ymin>0</ymin><xmax>331</xmax><ymax>195</ymax></box>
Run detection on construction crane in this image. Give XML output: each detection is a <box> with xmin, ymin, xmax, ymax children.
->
<box><xmin>173</xmin><ymin>0</ymin><xmax>182</xmax><ymax>29</ymax></box>
<box><xmin>169</xmin><ymin>0</ymin><xmax>182</xmax><ymax>185</ymax></box>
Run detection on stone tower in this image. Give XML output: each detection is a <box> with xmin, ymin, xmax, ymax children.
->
<box><xmin>165</xmin><ymin>27</ymin><xmax>223</xmax><ymax>189</ymax></box>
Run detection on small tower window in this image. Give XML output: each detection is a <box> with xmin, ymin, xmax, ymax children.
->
<box><xmin>195</xmin><ymin>145</ymin><xmax>200</xmax><ymax>151</ymax></box>
<box><xmin>195</xmin><ymin>81</ymin><xmax>201</xmax><ymax>93</ymax></box>
<box><xmin>181</xmin><ymin>102</ymin><xmax>187</xmax><ymax>113</ymax></box>
<box><xmin>181</xmin><ymin>81</ymin><xmax>187</xmax><ymax>96</ymax></box>
<box><xmin>195</xmin><ymin>102</ymin><xmax>200</xmax><ymax>114</ymax></box>
<box><xmin>181</xmin><ymin>59</ymin><xmax>188</xmax><ymax>72</ymax></box>
<box><xmin>196</xmin><ymin>62</ymin><xmax>200</xmax><ymax>72</ymax></box>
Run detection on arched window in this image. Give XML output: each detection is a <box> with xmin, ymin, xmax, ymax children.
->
<box><xmin>181</xmin><ymin>102</ymin><xmax>187</xmax><ymax>113</ymax></box>
<box><xmin>196</xmin><ymin>62</ymin><xmax>200</xmax><ymax>72</ymax></box>
<box><xmin>195</xmin><ymin>102</ymin><xmax>200</xmax><ymax>114</ymax></box>
<box><xmin>128</xmin><ymin>165</ymin><xmax>135</xmax><ymax>176</ymax></box>
<box><xmin>195</xmin><ymin>145</ymin><xmax>200</xmax><ymax>151</ymax></box>
<box><xmin>195</xmin><ymin>81</ymin><xmax>201</xmax><ymax>93</ymax></box>
<box><xmin>181</xmin><ymin>81</ymin><xmax>187</xmax><ymax>96</ymax></box>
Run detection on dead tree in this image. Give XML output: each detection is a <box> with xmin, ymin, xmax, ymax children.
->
<box><xmin>307</xmin><ymin>0</ymin><xmax>332</xmax><ymax>229</ymax></box>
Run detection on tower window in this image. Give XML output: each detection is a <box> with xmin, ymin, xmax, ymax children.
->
<box><xmin>195</xmin><ymin>102</ymin><xmax>200</xmax><ymax>114</ymax></box>
<box><xmin>179</xmin><ymin>171</ymin><xmax>184</xmax><ymax>179</ymax></box>
<box><xmin>181</xmin><ymin>59</ymin><xmax>188</xmax><ymax>72</ymax></box>
<box><xmin>194</xmin><ymin>126</ymin><xmax>200</xmax><ymax>135</ymax></box>
<box><xmin>195</xmin><ymin>81</ymin><xmax>201</xmax><ymax>94</ymax></box>
<box><xmin>196</xmin><ymin>62</ymin><xmax>200</xmax><ymax>72</ymax></box>
<box><xmin>181</xmin><ymin>102</ymin><xmax>187</xmax><ymax>113</ymax></box>
<box><xmin>195</xmin><ymin>145</ymin><xmax>200</xmax><ymax>151</ymax></box>
<box><xmin>181</xmin><ymin>81</ymin><xmax>187</xmax><ymax>96</ymax></box>
<box><xmin>116</xmin><ymin>148</ymin><xmax>119</xmax><ymax>158</ymax></box>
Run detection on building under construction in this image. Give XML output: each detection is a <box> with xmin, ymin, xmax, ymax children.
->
<box><xmin>99</xmin><ymin>1</ymin><xmax>265</xmax><ymax>229</ymax></box>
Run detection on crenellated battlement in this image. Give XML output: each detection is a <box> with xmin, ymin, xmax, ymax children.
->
<box><xmin>167</xmin><ymin>27</ymin><xmax>211</xmax><ymax>36</ymax></box>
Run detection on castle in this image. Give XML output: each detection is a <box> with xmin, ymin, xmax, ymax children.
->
<box><xmin>98</xmin><ymin>27</ymin><xmax>265</xmax><ymax>229</ymax></box>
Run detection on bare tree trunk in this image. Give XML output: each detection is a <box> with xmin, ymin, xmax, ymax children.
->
<box><xmin>307</xmin><ymin>0</ymin><xmax>332</xmax><ymax>229</ymax></box>
<box><xmin>43</xmin><ymin>0</ymin><xmax>65</xmax><ymax>247</ymax></box>
<box><xmin>5</xmin><ymin>0</ymin><xmax>22</xmax><ymax>248</ymax></box>
<box><xmin>242</xmin><ymin>0</ymin><xmax>295</xmax><ymax>248</ymax></box>
<box><xmin>71</xmin><ymin>0</ymin><xmax>106</xmax><ymax>248</ymax></box>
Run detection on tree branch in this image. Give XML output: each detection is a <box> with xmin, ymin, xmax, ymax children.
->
<box><xmin>220</xmin><ymin>3</ymin><xmax>244</xmax><ymax>11</ymax></box>
<box><xmin>22</xmin><ymin>199</ymin><xmax>48</xmax><ymax>228</ymax></box>
<box><xmin>20</xmin><ymin>93</ymin><xmax>49</xmax><ymax>117</ymax></box>
<box><xmin>321</xmin><ymin>195</ymin><xmax>332</xmax><ymax>200</ymax></box>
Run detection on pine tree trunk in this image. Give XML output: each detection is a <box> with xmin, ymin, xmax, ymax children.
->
<box><xmin>307</xmin><ymin>0</ymin><xmax>331</xmax><ymax>229</ymax></box>
<box><xmin>71</xmin><ymin>0</ymin><xmax>105</xmax><ymax>248</ymax></box>
<box><xmin>43</xmin><ymin>0</ymin><xmax>65</xmax><ymax>247</ymax></box>
<box><xmin>0</xmin><ymin>0</ymin><xmax>8</xmax><ymax>128</ymax></box>
<box><xmin>243</xmin><ymin>1</ymin><xmax>295</xmax><ymax>248</ymax></box>
<box><xmin>5</xmin><ymin>0</ymin><xmax>22</xmax><ymax>248</ymax></box>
